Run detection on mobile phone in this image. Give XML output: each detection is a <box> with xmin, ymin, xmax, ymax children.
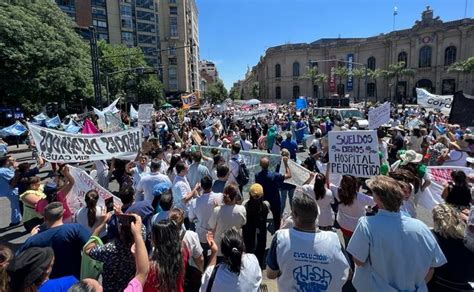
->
<box><xmin>117</xmin><ymin>214</ymin><xmax>136</xmax><ymax>225</ymax></box>
<box><xmin>104</xmin><ymin>197</ymin><xmax>114</xmax><ymax>213</ymax></box>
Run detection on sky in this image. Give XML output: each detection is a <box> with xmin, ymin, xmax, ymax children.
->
<box><xmin>197</xmin><ymin>0</ymin><xmax>473</xmax><ymax>90</ymax></box>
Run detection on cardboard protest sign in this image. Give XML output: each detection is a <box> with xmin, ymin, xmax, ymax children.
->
<box><xmin>138</xmin><ymin>104</ymin><xmax>154</xmax><ymax>125</ymax></box>
<box><xmin>181</xmin><ymin>92</ymin><xmax>200</xmax><ymax>109</ymax></box>
<box><xmin>328</xmin><ymin>130</ymin><xmax>380</xmax><ymax>177</ymax></box>
<box><xmin>448</xmin><ymin>91</ymin><xmax>474</xmax><ymax>128</ymax></box>
<box><xmin>28</xmin><ymin>123</ymin><xmax>140</xmax><ymax>163</ymax></box>
<box><xmin>368</xmin><ymin>102</ymin><xmax>390</xmax><ymax>129</ymax></box>
<box><xmin>279</xmin><ymin>158</ymin><xmax>312</xmax><ymax>187</ymax></box>
<box><xmin>191</xmin><ymin>130</ymin><xmax>203</xmax><ymax>145</ymax></box>
<box><xmin>416</xmin><ymin>88</ymin><xmax>452</xmax><ymax>116</ymax></box>
<box><xmin>66</xmin><ymin>166</ymin><xmax>122</xmax><ymax>217</ymax></box>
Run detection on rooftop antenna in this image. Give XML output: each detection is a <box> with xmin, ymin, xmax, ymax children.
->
<box><xmin>393</xmin><ymin>6</ymin><xmax>398</xmax><ymax>31</ymax></box>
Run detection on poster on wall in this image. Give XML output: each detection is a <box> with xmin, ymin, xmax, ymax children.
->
<box><xmin>328</xmin><ymin>130</ymin><xmax>380</xmax><ymax>177</ymax></box>
<box><xmin>347</xmin><ymin>54</ymin><xmax>354</xmax><ymax>91</ymax></box>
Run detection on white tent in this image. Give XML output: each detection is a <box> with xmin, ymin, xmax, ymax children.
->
<box><xmin>246</xmin><ymin>99</ymin><xmax>261</xmax><ymax>106</ymax></box>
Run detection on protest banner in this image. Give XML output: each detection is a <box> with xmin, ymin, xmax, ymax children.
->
<box><xmin>201</xmin><ymin>146</ymin><xmax>281</xmax><ymax>192</ymax></box>
<box><xmin>418</xmin><ymin>166</ymin><xmax>474</xmax><ymax>210</ymax></box>
<box><xmin>138</xmin><ymin>104</ymin><xmax>154</xmax><ymax>125</ymax></box>
<box><xmin>328</xmin><ymin>130</ymin><xmax>380</xmax><ymax>177</ymax></box>
<box><xmin>66</xmin><ymin>166</ymin><xmax>122</xmax><ymax>217</ymax></box>
<box><xmin>28</xmin><ymin>123</ymin><xmax>140</xmax><ymax>163</ymax></box>
<box><xmin>279</xmin><ymin>158</ymin><xmax>311</xmax><ymax>187</ymax></box>
<box><xmin>232</xmin><ymin>109</ymin><xmax>268</xmax><ymax>121</ymax></box>
<box><xmin>97</xmin><ymin>112</ymin><xmax>123</xmax><ymax>133</ymax></box>
<box><xmin>416</xmin><ymin>88</ymin><xmax>452</xmax><ymax>116</ymax></box>
<box><xmin>130</xmin><ymin>104</ymin><xmax>138</xmax><ymax>120</ymax></box>
<box><xmin>368</xmin><ymin>102</ymin><xmax>391</xmax><ymax>129</ymax></box>
<box><xmin>448</xmin><ymin>91</ymin><xmax>474</xmax><ymax>128</ymax></box>
<box><xmin>181</xmin><ymin>92</ymin><xmax>200</xmax><ymax>109</ymax></box>
<box><xmin>295</xmin><ymin>97</ymin><xmax>308</xmax><ymax>110</ymax></box>
<box><xmin>346</xmin><ymin>53</ymin><xmax>354</xmax><ymax>91</ymax></box>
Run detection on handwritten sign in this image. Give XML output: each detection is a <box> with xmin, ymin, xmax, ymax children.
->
<box><xmin>138</xmin><ymin>104</ymin><xmax>154</xmax><ymax>125</ymax></box>
<box><xmin>191</xmin><ymin>130</ymin><xmax>203</xmax><ymax>145</ymax></box>
<box><xmin>368</xmin><ymin>102</ymin><xmax>391</xmax><ymax>129</ymax></box>
<box><xmin>328</xmin><ymin>130</ymin><xmax>380</xmax><ymax>178</ymax></box>
<box><xmin>182</xmin><ymin>92</ymin><xmax>200</xmax><ymax>109</ymax></box>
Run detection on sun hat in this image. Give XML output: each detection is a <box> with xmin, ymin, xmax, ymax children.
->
<box><xmin>249</xmin><ymin>183</ymin><xmax>264</xmax><ymax>199</ymax></box>
<box><xmin>399</xmin><ymin>150</ymin><xmax>423</xmax><ymax>165</ymax></box>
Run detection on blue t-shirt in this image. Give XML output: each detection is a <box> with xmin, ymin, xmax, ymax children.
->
<box><xmin>0</xmin><ymin>167</ymin><xmax>17</xmax><ymax>196</ymax></box>
<box><xmin>212</xmin><ymin>180</ymin><xmax>226</xmax><ymax>193</ymax></box>
<box><xmin>255</xmin><ymin>170</ymin><xmax>285</xmax><ymax>205</ymax></box>
<box><xmin>347</xmin><ymin>210</ymin><xmax>447</xmax><ymax>292</ymax></box>
<box><xmin>38</xmin><ymin>276</ymin><xmax>78</xmax><ymax>292</ymax></box>
<box><xmin>280</xmin><ymin>139</ymin><xmax>297</xmax><ymax>160</ymax></box>
<box><xmin>20</xmin><ymin>224</ymin><xmax>91</xmax><ymax>279</ymax></box>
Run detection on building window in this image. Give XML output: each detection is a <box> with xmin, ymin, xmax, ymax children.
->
<box><xmin>168</xmin><ymin>44</ymin><xmax>176</xmax><ymax>56</ymax></box>
<box><xmin>138</xmin><ymin>34</ymin><xmax>156</xmax><ymax>44</ymax></box>
<box><xmin>367</xmin><ymin>57</ymin><xmax>376</xmax><ymax>70</ymax></box>
<box><xmin>170</xmin><ymin>7</ymin><xmax>177</xmax><ymax>14</ymax></box>
<box><xmin>137</xmin><ymin>23</ymin><xmax>156</xmax><ymax>33</ymax></box>
<box><xmin>415</xmin><ymin>79</ymin><xmax>433</xmax><ymax>93</ymax></box>
<box><xmin>169</xmin><ymin>0</ymin><xmax>177</xmax><ymax>3</ymax></box>
<box><xmin>135</xmin><ymin>0</ymin><xmax>153</xmax><ymax>9</ymax></box>
<box><xmin>367</xmin><ymin>82</ymin><xmax>375</xmax><ymax>97</ymax></box>
<box><xmin>444</xmin><ymin>46</ymin><xmax>457</xmax><ymax>66</ymax></box>
<box><xmin>120</xmin><ymin>4</ymin><xmax>133</xmax><ymax>29</ymax></box>
<box><xmin>398</xmin><ymin>52</ymin><xmax>408</xmax><ymax>67</ymax></box>
<box><xmin>275</xmin><ymin>86</ymin><xmax>281</xmax><ymax>99</ymax></box>
<box><xmin>442</xmin><ymin>79</ymin><xmax>456</xmax><ymax>95</ymax></box>
<box><xmin>169</xmin><ymin>67</ymin><xmax>178</xmax><ymax>91</ymax></box>
<box><xmin>170</xmin><ymin>16</ymin><xmax>178</xmax><ymax>37</ymax></box>
<box><xmin>98</xmin><ymin>33</ymin><xmax>108</xmax><ymax>41</ymax></box>
<box><xmin>292</xmin><ymin>85</ymin><xmax>300</xmax><ymax>99</ymax></box>
<box><xmin>419</xmin><ymin>46</ymin><xmax>432</xmax><ymax>68</ymax></box>
<box><xmin>92</xmin><ymin>7</ymin><xmax>106</xmax><ymax>16</ymax></box>
<box><xmin>136</xmin><ymin>10</ymin><xmax>155</xmax><ymax>21</ymax></box>
<box><xmin>292</xmin><ymin>62</ymin><xmax>300</xmax><ymax>77</ymax></box>
<box><xmin>121</xmin><ymin>32</ymin><xmax>134</xmax><ymax>44</ymax></box>
<box><xmin>169</xmin><ymin>57</ymin><xmax>177</xmax><ymax>65</ymax></box>
<box><xmin>92</xmin><ymin>19</ymin><xmax>107</xmax><ymax>28</ymax></box>
<box><xmin>275</xmin><ymin>64</ymin><xmax>281</xmax><ymax>78</ymax></box>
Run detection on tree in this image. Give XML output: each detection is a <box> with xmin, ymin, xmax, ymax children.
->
<box><xmin>303</xmin><ymin>67</ymin><xmax>318</xmax><ymax>98</ymax></box>
<box><xmin>368</xmin><ymin>68</ymin><xmax>383</xmax><ymax>101</ymax></box>
<box><xmin>251</xmin><ymin>82</ymin><xmax>260</xmax><ymax>99</ymax></box>
<box><xmin>315</xmin><ymin>73</ymin><xmax>328</xmax><ymax>99</ymax></box>
<box><xmin>386</xmin><ymin>62</ymin><xmax>415</xmax><ymax>103</ymax></box>
<box><xmin>229</xmin><ymin>85</ymin><xmax>241</xmax><ymax>100</ymax></box>
<box><xmin>206</xmin><ymin>79</ymin><xmax>228</xmax><ymax>104</ymax></box>
<box><xmin>334</xmin><ymin>66</ymin><xmax>348</xmax><ymax>97</ymax></box>
<box><xmin>0</xmin><ymin>0</ymin><xmax>93</xmax><ymax>112</ymax></box>
<box><xmin>98</xmin><ymin>41</ymin><xmax>164</xmax><ymax>107</ymax></box>
<box><xmin>352</xmin><ymin>68</ymin><xmax>366</xmax><ymax>101</ymax></box>
<box><xmin>448</xmin><ymin>56</ymin><xmax>474</xmax><ymax>73</ymax></box>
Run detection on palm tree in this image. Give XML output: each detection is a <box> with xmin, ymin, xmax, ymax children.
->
<box><xmin>334</xmin><ymin>66</ymin><xmax>348</xmax><ymax>97</ymax></box>
<box><xmin>303</xmin><ymin>67</ymin><xmax>319</xmax><ymax>98</ymax></box>
<box><xmin>368</xmin><ymin>68</ymin><xmax>383</xmax><ymax>102</ymax></box>
<box><xmin>386</xmin><ymin>62</ymin><xmax>415</xmax><ymax>104</ymax></box>
<box><xmin>352</xmin><ymin>68</ymin><xmax>366</xmax><ymax>101</ymax></box>
<box><xmin>315</xmin><ymin>73</ymin><xmax>328</xmax><ymax>99</ymax></box>
<box><xmin>448</xmin><ymin>56</ymin><xmax>474</xmax><ymax>73</ymax></box>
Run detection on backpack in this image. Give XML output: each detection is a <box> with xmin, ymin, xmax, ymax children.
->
<box><xmin>232</xmin><ymin>157</ymin><xmax>249</xmax><ymax>186</ymax></box>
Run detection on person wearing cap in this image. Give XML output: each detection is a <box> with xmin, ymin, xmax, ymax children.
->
<box><xmin>19</xmin><ymin>202</ymin><xmax>91</xmax><ymax>279</ymax></box>
<box><xmin>267</xmin><ymin>193</ymin><xmax>350</xmax><ymax>291</ymax></box>
<box><xmin>347</xmin><ymin>176</ymin><xmax>447</xmax><ymax>292</ymax></box>
<box><xmin>7</xmin><ymin>246</ymin><xmax>78</xmax><ymax>291</ymax></box>
<box><xmin>188</xmin><ymin>176</ymin><xmax>223</xmax><ymax>266</ymax></box>
<box><xmin>151</xmin><ymin>184</ymin><xmax>174</xmax><ymax>225</ymax></box>
<box><xmin>242</xmin><ymin>183</ymin><xmax>270</xmax><ymax>269</ymax></box>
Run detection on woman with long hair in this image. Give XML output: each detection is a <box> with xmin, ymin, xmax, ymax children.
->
<box><xmin>329</xmin><ymin>175</ymin><xmax>375</xmax><ymax>247</ymax></box>
<box><xmin>144</xmin><ymin>219</ymin><xmax>188</xmax><ymax>292</ymax></box>
<box><xmin>19</xmin><ymin>176</ymin><xmax>46</xmax><ymax>228</ymax></box>
<box><xmin>167</xmin><ymin>154</ymin><xmax>182</xmax><ymax>182</ymax></box>
<box><xmin>300</xmin><ymin>173</ymin><xmax>334</xmax><ymax>230</ymax></box>
<box><xmin>201</xmin><ymin>229</ymin><xmax>262</xmax><ymax>291</ymax></box>
<box><xmin>0</xmin><ymin>245</ymin><xmax>13</xmax><ymax>292</ymax></box>
<box><xmin>428</xmin><ymin>204</ymin><xmax>474</xmax><ymax>291</ymax></box>
<box><xmin>442</xmin><ymin>170</ymin><xmax>472</xmax><ymax>208</ymax></box>
<box><xmin>74</xmin><ymin>190</ymin><xmax>107</xmax><ymax>237</ymax></box>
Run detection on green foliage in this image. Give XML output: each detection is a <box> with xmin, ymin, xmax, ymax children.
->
<box><xmin>448</xmin><ymin>57</ymin><xmax>474</xmax><ymax>73</ymax></box>
<box><xmin>303</xmin><ymin>67</ymin><xmax>327</xmax><ymax>98</ymax></box>
<box><xmin>98</xmin><ymin>41</ymin><xmax>164</xmax><ymax>106</ymax></box>
<box><xmin>352</xmin><ymin>68</ymin><xmax>366</xmax><ymax>100</ymax></box>
<box><xmin>229</xmin><ymin>86</ymin><xmax>241</xmax><ymax>100</ymax></box>
<box><xmin>334</xmin><ymin>66</ymin><xmax>348</xmax><ymax>85</ymax></box>
<box><xmin>206</xmin><ymin>79</ymin><xmax>228</xmax><ymax>103</ymax></box>
<box><xmin>0</xmin><ymin>0</ymin><xmax>93</xmax><ymax>106</ymax></box>
<box><xmin>251</xmin><ymin>82</ymin><xmax>259</xmax><ymax>99</ymax></box>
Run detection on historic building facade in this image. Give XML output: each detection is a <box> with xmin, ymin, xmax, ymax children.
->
<box><xmin>243</xmin><ymin>7</ymin><xmax>474</xmax><ymax>103</ymax></box>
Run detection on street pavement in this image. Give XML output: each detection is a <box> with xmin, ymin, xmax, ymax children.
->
<box><xmin>0</xmin><ymin>144</ymin><xmax>433</xmax><ymax>291</ymax></box>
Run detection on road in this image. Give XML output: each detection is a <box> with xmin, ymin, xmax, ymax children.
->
<box><xmin>0</xmin><ymin>144</ymin><xmax>433</xmax><ymax>291</ymax></box>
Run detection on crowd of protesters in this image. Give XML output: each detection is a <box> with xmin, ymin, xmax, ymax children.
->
<box><xmin>0</xmin><ymin>101</ymin><xmax>473</xmax><ymax>291</ymax></box>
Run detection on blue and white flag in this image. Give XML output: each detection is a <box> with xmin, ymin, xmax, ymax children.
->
<box><xmin>130</xmin><ymin>104</ymin><xmax>138</xmax><ymax>120</ymax></box>
<box><xmin>32</xmin><ymin>113</ymin><xmax>49</xmax><ymax>126</ymax></box>
<box><xmin>0</xmin><ymin>121</ymin><xmax>27</xmax><ymax>137</ymax></box>
<box><xmin>46</xmin><ymin>115</ymin><xmax>61</xmax><ymax>128</ymax></box>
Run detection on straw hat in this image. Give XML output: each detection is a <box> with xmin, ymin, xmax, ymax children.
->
<box><xmin>399</xmin><ymin>150</ymin><xmax>423</xmax><ymax>165</ymax></box>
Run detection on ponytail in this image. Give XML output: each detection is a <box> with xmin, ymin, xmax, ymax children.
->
<box><xmin>221</xmin><ymin>228</ymin><xmax>244</xmax><ymax>275</ymax></box>
<box><xmin>84</xmin><ymin>190</ymin><xmax>99</xmax><ymax>227</ymax></box>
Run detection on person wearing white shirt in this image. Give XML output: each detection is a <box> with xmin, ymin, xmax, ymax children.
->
<box><xmin>188</xmin><ymin>176</ymin><xmax>224</xmax><ymax>266</ymax></box>
<box><xmin>187</xmin><ymin>151</ymin><xmax>212</xmax><ymax>189</ymax></box>
<box><xmin>300</xmin><ymin>173</ymin><xmax>334</xmax><ymax>230</ymax></box>
<box><xmin>172</xmin><ymin>161</ymin><xmax>201</xmax><ymax>226</ymax></box>
<box><xmin>93</xmin><ymin>160</ymin><xmax>110</xmax><ymax>189</ymax></box>
<box><xmin>135</xmin><ymin>160</ymin><xmax>171</xmax><ymax>202</ymax></box>
<box><xmin>228</xmin><ymin>143</ymin><xmax>243</xmax><ymax>190</ymax></box>
<box><xmin>266</xmin><ymin>193</ymin><xmax>350</xmax><ymax>291</ymax></box>
<box><xmin>239</xmin><ymin>133</ymin><xmax>253</xmax><ymax>151</ymax></box>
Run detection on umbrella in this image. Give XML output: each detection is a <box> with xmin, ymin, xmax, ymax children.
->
<box><xmin>161</xmin><ymin>103</ymin><xmax>173</xmax><ymax>109</ymax></box>
<box><xmin>246</xmin><ymin>99</ymin><xmax>261</xmax><ymax>106</ymax></box>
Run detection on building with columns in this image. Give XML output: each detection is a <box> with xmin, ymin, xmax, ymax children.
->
<box><xmin>242</xmin><ymin>7</ymin><xmax>474</xmax><ymax>103</ymax></box>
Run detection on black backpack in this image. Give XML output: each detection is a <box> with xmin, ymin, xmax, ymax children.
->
<box><xmin>232</xmin><ymin>157</ymin><xmax>249</xmax><ymax>186</ymax></box>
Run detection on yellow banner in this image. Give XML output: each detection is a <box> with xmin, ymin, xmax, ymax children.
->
<box><xmin>181</xmin><ymin>92</ymin><xmax>200</xmax><ymax>109</ymax></box>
